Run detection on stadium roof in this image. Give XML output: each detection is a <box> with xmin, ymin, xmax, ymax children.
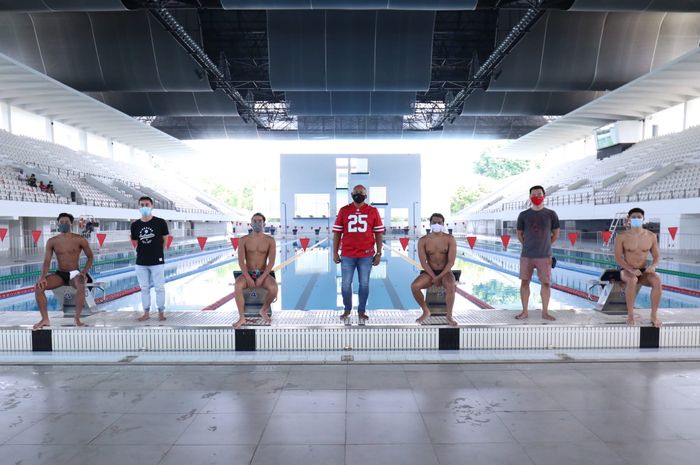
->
<box><xmin>495</xmin><ymin>47</ymin><xmax>700</xmax><ymax>158</ymax></box>
<box><xmin>0</xmin><ymin>52</ymin><xmax>197</xmax><ymax>157</ymax></box>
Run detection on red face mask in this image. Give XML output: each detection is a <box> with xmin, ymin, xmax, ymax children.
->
<box><xmin>530</xmin><ymin>195</ymin><xmax>544</xmax><ymax>206</ymax></box>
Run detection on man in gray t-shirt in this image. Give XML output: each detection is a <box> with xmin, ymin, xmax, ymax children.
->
<box><xmin>515</xmin><ymin>185</ymin><xmax>560</xmax><ymax>321</ymax></box>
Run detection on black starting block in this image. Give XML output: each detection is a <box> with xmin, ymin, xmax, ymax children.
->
<box><xmin>588</xmin><ymin>269</ymin><xmax>641</xmax><ymax>316</ymax></box>
<box><xmin>425</xmin><ymin>270</ymin><xmax>461</xmax><ymax>314</ymax></box>
<box><xmin>233</xmin><ymin>270</ymin><xmax>271</xmax><ymax>317</ymax></box>
<box><xmin>52</xmin><ymin>281</ymin><xmax>106</xmax><ymax>318</ymax></box>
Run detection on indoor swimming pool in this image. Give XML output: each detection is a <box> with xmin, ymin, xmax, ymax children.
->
<box><xmin>2</xmin><ymin>236</ymin><xmax>699</xmax><ymax>315</ymax></box>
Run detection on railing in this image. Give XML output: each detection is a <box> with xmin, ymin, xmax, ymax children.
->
<box><xmin>461</xmin><ymin>230</ymin><xmax>700</xmax><ymax>256</ymax></box>
<box><xmin>493</xmin><ymin>187</ymin><xmax>700</xmax><ymax>212</ymax></box>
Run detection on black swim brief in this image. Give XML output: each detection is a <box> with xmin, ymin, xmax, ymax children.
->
<box><xmin>604</xmin><ymin>268</ymin><xmax>647</xmax><ymax>281</ymax></box>
<box><xmin>248</xmin><ymin>270</ymin><xmax>276</xmax><ymax>280</ymax></box>
<box><xmin>420</xmin><ymin>268</ymin><xmax>444</xmax><ymax>276</ymax></box>
<box><xmin>54</xmin><ymin>271</ymin><xmax>93</xmax><ymax>286</ymax></box>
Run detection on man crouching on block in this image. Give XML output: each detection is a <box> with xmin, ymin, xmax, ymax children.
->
<box><xmin>614</xmin><ymin>207</ymin><xmax>662</xmax><ymax>327</ymax></box>
<box><xmin>34</xmin><ymin>213</ymin><xmax>94</xmax><ymax>329</ymax></box>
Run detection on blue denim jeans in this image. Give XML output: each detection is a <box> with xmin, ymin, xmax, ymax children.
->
<box><xmin>340</xmin><ymin>256</ymin><xmax>373</xmax><ymax>313</ymax></box>
<box><xmin>135</xmin><ymin>264</ymin><xmax>166</xmax><ymax>312</ymax></box>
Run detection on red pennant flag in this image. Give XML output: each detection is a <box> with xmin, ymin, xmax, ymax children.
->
<box><xmin>31</xmin><ymin>230</ymin><xmax>41</xmax><ymax>245</ymax></box>
<box><xmin>166</xmin><ymin>235</ymin><xmax>173</xmax><ymax>250</ymax></box>
<box><xmin>601</xmin><ymin>230</ymin><xmax>612</xmax><ymax>246</ymax></box>
<box><xmin>466</xmin><ymin>236</ymin><xmax>477</xmax><ymax>249</ymax></box>
<box><xmin>197</xmin><ymin>236</ymin><xmax>208</xmax><ymax>251</ymax></box>
<box><xmin>230</xmin><ymin>237</ymin><xmax>239</xmax><ymax>251</ymax></box>
<box><xmin>399</xmin><ymin>237</ymin><xmax>410</xmax><ymax>250</ymax></box>
<box><xmin>299</xmin><ymin>237</ymin><xmax>310</xmax><ymax>251</ymax></box>
<box><xmin>668</xmin><ymin>226</ymin><xmax>678</xmax><ymax>240</ymax></box>
<box><xmin>96</xmin><ymin>233</ymin><xmax>107</xmax><ymax>247</ymax></box>
<box><xmin>500</xmin><ymin>235</ymin><xmax>511</xmax><ymax>251</ymax></box>
<box><xmin>568</xmin><ymin>232</ymin><xmax>578</xmax><ymax>246</ymax></box>
<box><xmin>0</xmin><ymin>228</ymin><xmax>7</xmax><ymax>242</ymax></box>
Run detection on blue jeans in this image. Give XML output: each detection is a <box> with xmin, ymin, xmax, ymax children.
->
<box><xmin>340</xmin><ymin>256</ymin><xmax>373</xmax><ymax>313</ymax></box>
<box><xmin>135</xmin><ymin>264</ymin><xmax>165</xmax><ymax>312</ymax></box>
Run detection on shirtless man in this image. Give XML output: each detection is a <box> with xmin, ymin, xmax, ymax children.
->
<box><xmin>233</xmin><ymin>212</ymin><xmax>277</xmax><ymax>328</ymax></box>
<box><xmin>614</xmin><ymin>207</ymin><xmax>662</xmax><ymax>327</ymax></box>
<box><xmin>33</xmin><ymin>213</ymin><xmax>94</xmax><ymax>329</ymax></box>
<box><xmin>411</xmin><ymin>213</ymin><xmax>458</xmax><ymax>326</ymax></box>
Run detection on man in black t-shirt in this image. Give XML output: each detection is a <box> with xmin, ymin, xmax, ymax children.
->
<box><xmin>130</xmin><ymin>196</ymin><xmax>170</xmax><ymax>321</ymax></box>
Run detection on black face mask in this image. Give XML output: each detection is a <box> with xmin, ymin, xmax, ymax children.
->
<box><xmin>352</xmin><ymin>193</ymin><xmax>366</xmax><ymax>203</ymax></box>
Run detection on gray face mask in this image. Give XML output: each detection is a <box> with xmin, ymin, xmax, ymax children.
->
<box><xmin>58</xmin><ymin>223</ymin><xmax>71</xmax><ymax>233</ymax></box>
<box><xmin>251</xmin><ymin>222</ymin><xmax>264</xmax><ymax>233</ymax></box>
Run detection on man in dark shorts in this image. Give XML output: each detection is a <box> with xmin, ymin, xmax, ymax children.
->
<box><xmin>515</xmin><ymin>185</ymin><xmax>560</xmax><ymax>321</ymax></box>
<box><xmin>614</xmin><ymin>207</ymin><xmax>662</xmax><ymax>327</ymax></box>
<box><xmin>34</xmin><ymin>213</ymin><xmax>94</xmax><ymax>329</ymax></box>
<box><xmin>411</xmin><ymin>213</ymin><xmax>458</xmax><ymax>326</ymax></box>
<box><xmin>233</xmin><ymin>213</ymin><xmax>277</xmax><ymax>328</ymax></box>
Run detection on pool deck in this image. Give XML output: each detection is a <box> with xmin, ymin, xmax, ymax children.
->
<box><xmin>1</xmin><ymin>308</ymin><xmax>699</xmax><ymax>353</ymax></box>
<box><xmin>0</xmin><ymin>307</ymin><xmax>695</xmax><ymax>328</ymax></box>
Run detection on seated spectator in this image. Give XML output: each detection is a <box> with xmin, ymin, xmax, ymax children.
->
<box><xmin>47</xmin><ymin>181</ymin><xmax>55</xmax><ymax>194</ymax></box>
<box><xmin>28</xmin><ymin>174</ymin><xmax>37</xmax><ymax>188</ymax></box>
<box><xmin>39</xmin><ymin>181</ymin><xmax>46</xmax><ymax>192</ymax></box>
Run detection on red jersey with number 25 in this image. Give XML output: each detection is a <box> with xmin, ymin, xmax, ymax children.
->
<box><xmin>333</xmin><ymin>203</ymin><xmax>385</xmax><ymax>258</ymax></box>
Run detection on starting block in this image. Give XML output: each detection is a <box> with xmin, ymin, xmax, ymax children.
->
<box><xmin>52</xmin><ymin>281</ymin><xmax>106</xmax><ymax>318</ymax></box>
<box><xmin>425</xmin><ymin>270</ymin><xmax>461</xmax><ymax>314</ymax></box>
<box><xmin>588</xmin><ymin>269</ymin><xmax>640</xmax><ymax>316</ymax></box>
<box><xmin>233</xmin><ymin>270</ymin><xmax>271</xmax><ymax>317</ymax></box>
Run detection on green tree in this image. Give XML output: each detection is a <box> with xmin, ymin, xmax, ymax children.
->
<box><xmin>201</xmin><ymin>178</ymin><xmax>254</xmax><ymax>210</ymax></box>
<box><xmin>474</xmin><ymin>154</ymin><xmax>530</xmax><ymax>179</ymax></box>
<box><xmin>240</xmin><ymin>186</ymin><xmax>254</xmax><ymax>211</ymax></box>
<box><xmin>450</xmin><ymin>184</ymin><xmax>491</xmax><ymax>214</ymax></box>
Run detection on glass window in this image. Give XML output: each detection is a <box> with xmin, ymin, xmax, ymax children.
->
<box><xmin>391</xmin><ymin>208</ymin><xmax>408</xmax><ymax>224</ymax></box>
<box><xmin>86</xmin><ymin>133</ymin><xmax>110</xmax><ymax>157</ymax></box>
<box><xmin>294</xmin><ymin>193</ymin><xmax>330</xmax><ymax>218</ymax></box>
<box><xmin>113</xmin><ymin>141</ymin><xmax>131</xmax><ymax>162</ymax></box>
<box><xmin>336</xmin><ymin>190</ymin><xmax>348</xmax><ymax>212</ymax></box>
<box><xmin>336</xmin><ymin>168</ymin><xmax>348</xmax><ymax>188</ymax></box>
<box><xmin>350</xmin><ymin>157</ymin><xmax>368</xmax><ymax>173</ymax></box>
<box><xmin>10</xmin><ymin>106</ymin><xmax>48</xmax><ymax>140</ymax></box>
<box><xmin>336</xmin><ymin>157</ymin><xmax>349</xmax><ymax>168</ymax></box>
<box><xmin>370</xmin><ymin>186</ymin><xmax>387</xmax><ymax>204</ymax></box>
<box><xmin>53</xmin><ymin>121</ymin><xmax>81</xmax><ymax>151</ymax></box>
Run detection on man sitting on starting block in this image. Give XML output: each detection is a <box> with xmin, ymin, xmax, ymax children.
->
<box><xmin>614</xmin><ymin>207</ymin><xmax>662</xmax><ymax>327</ymax></box>
<box><xmin>233</xmin><ymin>212</ymin><xmax>278</xmax><ymax>328</ymax></box>
<box><xmin>411</xmin><ymin>213</ymin><xmax>458</xmax><ymax>326</ymax></box>
<box><xmin>33</xmin><ymin>213</ymin><xmax>94</xmax><ymax>329</ymax></box>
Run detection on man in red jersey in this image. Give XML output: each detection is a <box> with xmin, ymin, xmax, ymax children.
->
<box><xmin>333</xmin><ymin>184</ymin><xmax>385</xmax><ymax>322</ymax></box>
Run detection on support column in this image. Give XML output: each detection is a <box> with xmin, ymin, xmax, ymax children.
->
<box><xmin>0</xmin><ymin>102</ymin><xmax>11</xmax><ymax>132</ymax></box>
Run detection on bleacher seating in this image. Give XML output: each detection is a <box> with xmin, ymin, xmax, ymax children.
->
<box><xmin>468</xmin><ymin>125</ymin><xmax>700</xmax><ymax>214</ymax></box>
<box><xmin>0</xmin><ymin>129</ymin><xmax>219</xmax><ymax>214</ymax></box>
<box><xmin>0</xmin><ymin>164</ymin><xmax>69</xmax><ymax>204</ymax></box>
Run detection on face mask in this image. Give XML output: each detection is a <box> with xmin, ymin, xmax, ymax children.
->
<box><xmin>430</xmin><ymin>223</ymin><xmax>444</xmax><ymax>233</ymax></box>
<box><xmin>630</xmin><ymin>218</ymin><xmax>643</xmax><ymax>228</ymax></box>
<box><xmin>352</xmin><ymin>193</ymin><xmax>366</xmax><ymax>204</ymax></box>
<box><xmin>251</xmin><ymin>222</ymin><xmax>264</xmax><ymax>233</ymax></box>
<box><xmin>530</xmin><ymin>195</ymin><xmax>544</xmax><ymax>206</ymax></box>
<box><xmin>139</xmin><ymin>207</ymin><xmax>152</xmax><ymax>217</ymax></box>
<box><xmin>58</xmin><ymin>223</ymin><xmax>71</xmax><ymax>234</ymax></box>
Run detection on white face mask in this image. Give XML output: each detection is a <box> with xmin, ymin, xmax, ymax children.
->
<box><xmin>430</xmin><ymin>223</ymin><xmax>444</xmax><ymax>233</ymax></box>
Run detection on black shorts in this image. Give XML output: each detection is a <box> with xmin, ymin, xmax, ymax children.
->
<box><xmin>248</xmin><ymin>270</ymin><xmax>276</xmax><ymax>280</ymax></box>
<box><xmin>603</xmin><ymin>268</ymin><xmax>647</xmax><ymax>281</ymax></box>
<box><xmin>54</xmin><ymin>271</ymin><xmax>93</xmax><ymax>286</ymax></box>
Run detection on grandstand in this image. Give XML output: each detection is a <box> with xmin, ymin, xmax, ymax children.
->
<box><xmin>466</xmin><ymin>124</ymin><xmax>700</xmax><ymax>216</ymax></box>
<box><xmin>0</xmin><ymin>128</ymin><xmax>219</xmax><ymax>214</ymax></box>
